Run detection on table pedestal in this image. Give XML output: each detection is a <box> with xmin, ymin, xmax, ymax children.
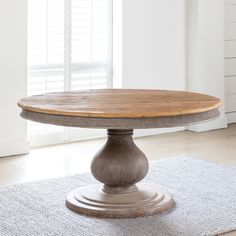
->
<box><xmin>66</xmin><ymin>129</ymin><xmax>174</xmax><ymax>218</ymax></box>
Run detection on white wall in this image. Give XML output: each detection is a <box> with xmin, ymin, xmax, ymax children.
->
<box><xmin>120</xmin><ymin>0</ymin><xmax>226</xmax><ymax>134</ymax></box>
<box><xmin>0</xmin><ymin>0</ymin><xmax>29</xmax><ymax>156</ymax></box>
<box><xmin>122</xmin><ymin>0</ymin><xmax>186</xmax><ymax>90</ymax></box>
<box><xmin>187</xmin><ymin>0</ymin><xmax>227</xmax><ymax>131</ymax></box>
<box><xmin>120</xmin><ymin>0</ymin><xmax>187</xmax><ymax>136</ymax></box>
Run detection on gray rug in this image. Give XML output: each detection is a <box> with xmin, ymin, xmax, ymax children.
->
<box><xmin>0</xmin><ymin>156</ymin><xmax>236</xmax><ymax>236</ymax></box>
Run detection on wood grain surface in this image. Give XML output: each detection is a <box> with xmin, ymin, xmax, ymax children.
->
<box><xmin>18</xmin><ymin>89</ymin><xmax>222</xmax><ymax>118</ymax></box>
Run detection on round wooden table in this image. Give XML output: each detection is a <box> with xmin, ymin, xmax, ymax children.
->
<box><xmin>18</xmin><ymin>89</ymin><xmax>221</xmax><ymax>219</ymax></box>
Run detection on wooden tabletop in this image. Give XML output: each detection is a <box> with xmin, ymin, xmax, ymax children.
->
<box><xmin>18</xmin><ymin>89</ymin><xmax>222</xmax><ymax>119</ymax></box>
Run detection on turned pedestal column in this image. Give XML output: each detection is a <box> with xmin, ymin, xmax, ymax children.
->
<box><xmin>91</xmin><ymin>129</ymin><xmax>148</xmax><ymax>193</ymax></box>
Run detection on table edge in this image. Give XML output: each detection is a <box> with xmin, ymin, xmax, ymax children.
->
<box><xmin>20</xmin><ymin>108</ymin><xmax>220</xmax><ymax>129</ymax></box>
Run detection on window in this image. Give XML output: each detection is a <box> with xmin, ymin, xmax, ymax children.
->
<box><xmin>28</xmin><ymin>0</ymin><xmax>113</xmax><ymax>146</ymax></box>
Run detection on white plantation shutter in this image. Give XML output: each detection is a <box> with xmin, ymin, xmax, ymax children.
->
<box><xmin>71</xmin><ymin>0</ymin><xmax>111</xmax><ymax>90</ymax></box>
<box><xmin>28</xmin><ymin>0</ymin><xmax>112</xmax><ymax>146</ymax></box>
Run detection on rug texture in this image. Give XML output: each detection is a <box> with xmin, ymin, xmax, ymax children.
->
<box><xmin>0</xmin><ymin>156</ymin><xmax>236</xmax><ymax>236</ymax></box>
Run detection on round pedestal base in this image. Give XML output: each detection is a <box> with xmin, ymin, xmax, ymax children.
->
<box><xmin>66</xmin><ymin>184</ymin><xmax>175</xmax><ymax>218</ymax></box>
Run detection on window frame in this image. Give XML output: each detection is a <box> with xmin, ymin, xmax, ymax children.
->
<box><xmin>27</xmin><ymin>0</ymin><xmax>113</xmax><ymax>147</ymax></box>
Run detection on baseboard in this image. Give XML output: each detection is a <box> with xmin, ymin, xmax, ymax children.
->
<box><xmin>0</xmin><ymin>140</ymin><xmax>30</xmax><ymax>157</ymax></box>
<box><xmin>68</xmin><ymin>127</ymin><xmax>185</xmax><ymax>143</ymax></box>
<box><xmin>29</xmin><ymin>129</ymin><xmax>106</xmax><ymax>148</ymax></box>
<box><xmin>134</xmin><ymin>127</ymin><xmax>185</xmax><ymax>138</ymax></box>
<box><xmin>226</xmin><ymin>112</ymin><xmax>236</xmax><ymax>124</ymax></box>
<box><xmin>69</xmin><ymin>128</ymin><xmax>185</xmax><ymax>140</ymax></box>
<box><xmin>187</xmin><ymin>115</ymin><xmax>228</xmax><ymax>132</ymax></box>
<box><xmin>30</xmin><ymin>127</ymin><xmax>186</xmax><ymax>148</ymax></box>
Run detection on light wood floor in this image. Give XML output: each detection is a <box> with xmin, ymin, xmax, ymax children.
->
<box><xmin>0</xmin><ymin>124</ymin><xmax>236</xmax><ymax>235</ymax></box>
